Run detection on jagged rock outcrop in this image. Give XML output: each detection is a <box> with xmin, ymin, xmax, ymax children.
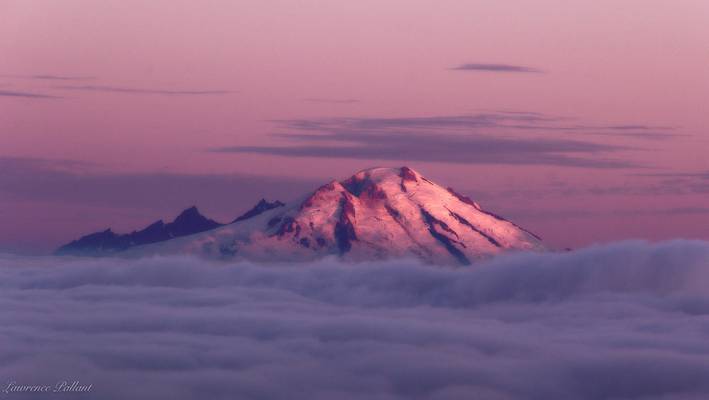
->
<box><xmin>232</xmin><ymin>199</ymin><xmax>285</xmax><ymax>223</ymax></box>
<box><xmin>56</xmin><ymin>206</ymin><xmax>222</xmax><ymax>256</ymax></box>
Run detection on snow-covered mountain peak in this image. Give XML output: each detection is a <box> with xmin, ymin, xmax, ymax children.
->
<box><xmin>126</xmin><ymin>166</ymin><xmax>544</xmax><ymax>265</ymax></box>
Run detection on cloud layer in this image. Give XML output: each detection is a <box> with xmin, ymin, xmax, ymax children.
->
<box><xmin>213</xmin><ymin>112</ymin><xmax>671</xmax><ymax>168</ymax></box>
<box><xmin>0</xmin><ymin>157</ymin><xmax>315</xmax><ymax>213</ymax></box>
<box><xmin>2</xmin><ymin>240</ymin><xmax>709</xmax><ymax>399</ymax></box>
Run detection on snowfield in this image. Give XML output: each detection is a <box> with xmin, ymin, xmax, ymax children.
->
<box><xmin>127</xmin><ymin>167</ymin><xmax>543</xmax><ymax>264</ymax></box>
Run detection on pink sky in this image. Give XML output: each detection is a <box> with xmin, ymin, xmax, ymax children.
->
<box><xmin>1</xmin><ymin>0</ymin><xmax>708</xmax><ymax>253</ymax></box>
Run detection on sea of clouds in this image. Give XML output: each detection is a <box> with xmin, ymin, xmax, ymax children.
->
<box><xmin>2</xmin><ymin>240</ymin><xmax>709</xmax><ymax>400</ymax></box>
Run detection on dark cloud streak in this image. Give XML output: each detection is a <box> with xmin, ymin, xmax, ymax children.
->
<box><xmin>636</xmin><ymin>171</ymin><xmax>709</xmax><ymax>180</ymax></box>
<box><xmin>0</xmin><ymin>89</ymin><xmax>61</xmax><ymax>99</ymax></box>
<box><xmin>30</xmin><ymin>74</ymin><xmax>94</xmax><ymax>81</ymax></box>
<box><xmin>213</xmin><ymin>113</ymin><xmax>651</xmax><ymax>169</ymax></box>
<box><xmin>0</xmin><ymin>73</ymin><xmax>94</xmax><ymax>81</ymax></box>
<box><xmin>217</xmin><ymin>134</ymin><xmax>635</xmax><ymax>168</ymax></box>
<box><xmin>304</xmin><ymin>98</ymin><xmax>359</xmax><ymax>104</ymax></box>
<box><xmin>0</xmin><ymin>157</ymin><xmax>315</xmax><ymax>212</ymax></box>
<box><xmin>451</xmin><ymin>63</ymin><xmax>544</xmax><ymax>73</ymax></box>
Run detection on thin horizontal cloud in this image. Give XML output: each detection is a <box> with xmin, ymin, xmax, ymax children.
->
<box><xmin>217</xmin><ymin>133</ymin><xmax>633</xmax><ymax>169</ymax></box>
<box><xmin>304</xmin><ymin>98</ymin><xmax>359</xmax><ymax>104</ymax></box>
<box><xmin>0</xmin><ymin>157</ymin><xmax>315</xmax><ymax>212</ymax></box>
<box><xmin>608</xmin><ymin>206</ymin><xmax>709</xmax><ymax>216</ymax></box>
<box><xmin>584</xmin><ymin>131</ymin><xmax>681</xmax><ymax>140</ymax></box>
<box><xmin>212</xmin><ymin>113</ymin><xmax>651</xmax><ymax>169</ymax></box>
<box><xmin>606</xmin><ymin>124</ymin><xmax>673</xmax><ymax>130</ymax></box>
<box><xmin>0</xmin><ymin>89</ymin><xmax>60</xmax><ymax>99</ymax></box>
<box><xmin>451</xmin><ymin>63</ymin><xmax>544</xmax><ymax>73</ymax></box>
<box><xmin>31</xmin><ymin>74</ymin><xmax>94</xmax><ymax>80</ymax></box>
<box><xmin>636</xmin><ymin>170</ymin><xmax>709</xmax><ymax>180</ymax></box>
<box><xmin>55</xmin><ymin>85</ymin><xmax>234</xmax><ymax>96</ymax></box>
<box><xmin>511</xmin><ymin>207</ymin><xmax>709</xmax><ymax>220</ymax></box>
<box><xmin>0</xmin><ymin>156</ymin><xmax>93</xmax><ymax>171</ymax></box>
<box><xmin>274</xmin><ymin>113</ymin><xmax>677</xmax><ymax>138</ymax></box>
<box><xmin>0</xmin><ymin>73</ymin><xmax>94</xmax><ymax>81</ymax></box>
<box><xmin>516</xmin><ymin>179</ymin><xmax>709</xmax><ymax>198</ymax></box>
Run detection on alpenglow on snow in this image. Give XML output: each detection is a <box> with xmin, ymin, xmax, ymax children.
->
<box><xmin>121</xmin><ymin>167</ymin><xmax>543</xmax><ymax>265</ymax></box>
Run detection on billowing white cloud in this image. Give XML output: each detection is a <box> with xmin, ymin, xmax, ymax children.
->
<box><xmin>2</xmin><ymin>240</ymin><xmax>709</xmax><ymax>399</ymax></box>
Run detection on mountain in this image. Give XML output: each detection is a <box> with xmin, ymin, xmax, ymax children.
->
<box><xmin>125</xmin><ymin>167</ymin><xmax>543</xmax><ymax>265</ymax></box>
<box><xmin>55</xmin><ymin>206</ymin><xmax>223</xmax><ymax>256</ymax></box>
<box><xmin>232</xmin><ymin>199</ymin><xmax>285</xmax><ymax>223</ymax></box>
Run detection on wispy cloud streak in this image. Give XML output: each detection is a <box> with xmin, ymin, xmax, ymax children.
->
<box><xmin>0</xmin><ymin>89</ymin><xmax>60</xmax><ymax>99</ymax></box>
<box><xmin>56</xmin><ymin>85</ymin><xmax>233</xmax><ymax>96</ymax></box>
<box><xmin>212</xmin><ymin>112</ymin><xmax>664</xmax><ymax>169</ymax></box>
<box><xmin>0</xmin><ymin>73</ymin><xmax>94</xmax><ymax>81</ymax></box>
<box><xmin>0</xmin><ymin>157</ymin><xmax>315</xmax><ymax>212</ymax></box>
<box><xmin>451</xmin><ymin>63</ymin><xmax>544</xmax><ymax>73</ymax></box>
<box><xmin>304</xmin><ymin>98</ymin><xmax>359</xmax><ymax>104</ymax></box>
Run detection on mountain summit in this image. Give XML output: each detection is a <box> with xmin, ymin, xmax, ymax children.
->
<box><xmin>127</xmin><ymin>167</ymin><xmax>543</xmax><ymax>265</ymax></box>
